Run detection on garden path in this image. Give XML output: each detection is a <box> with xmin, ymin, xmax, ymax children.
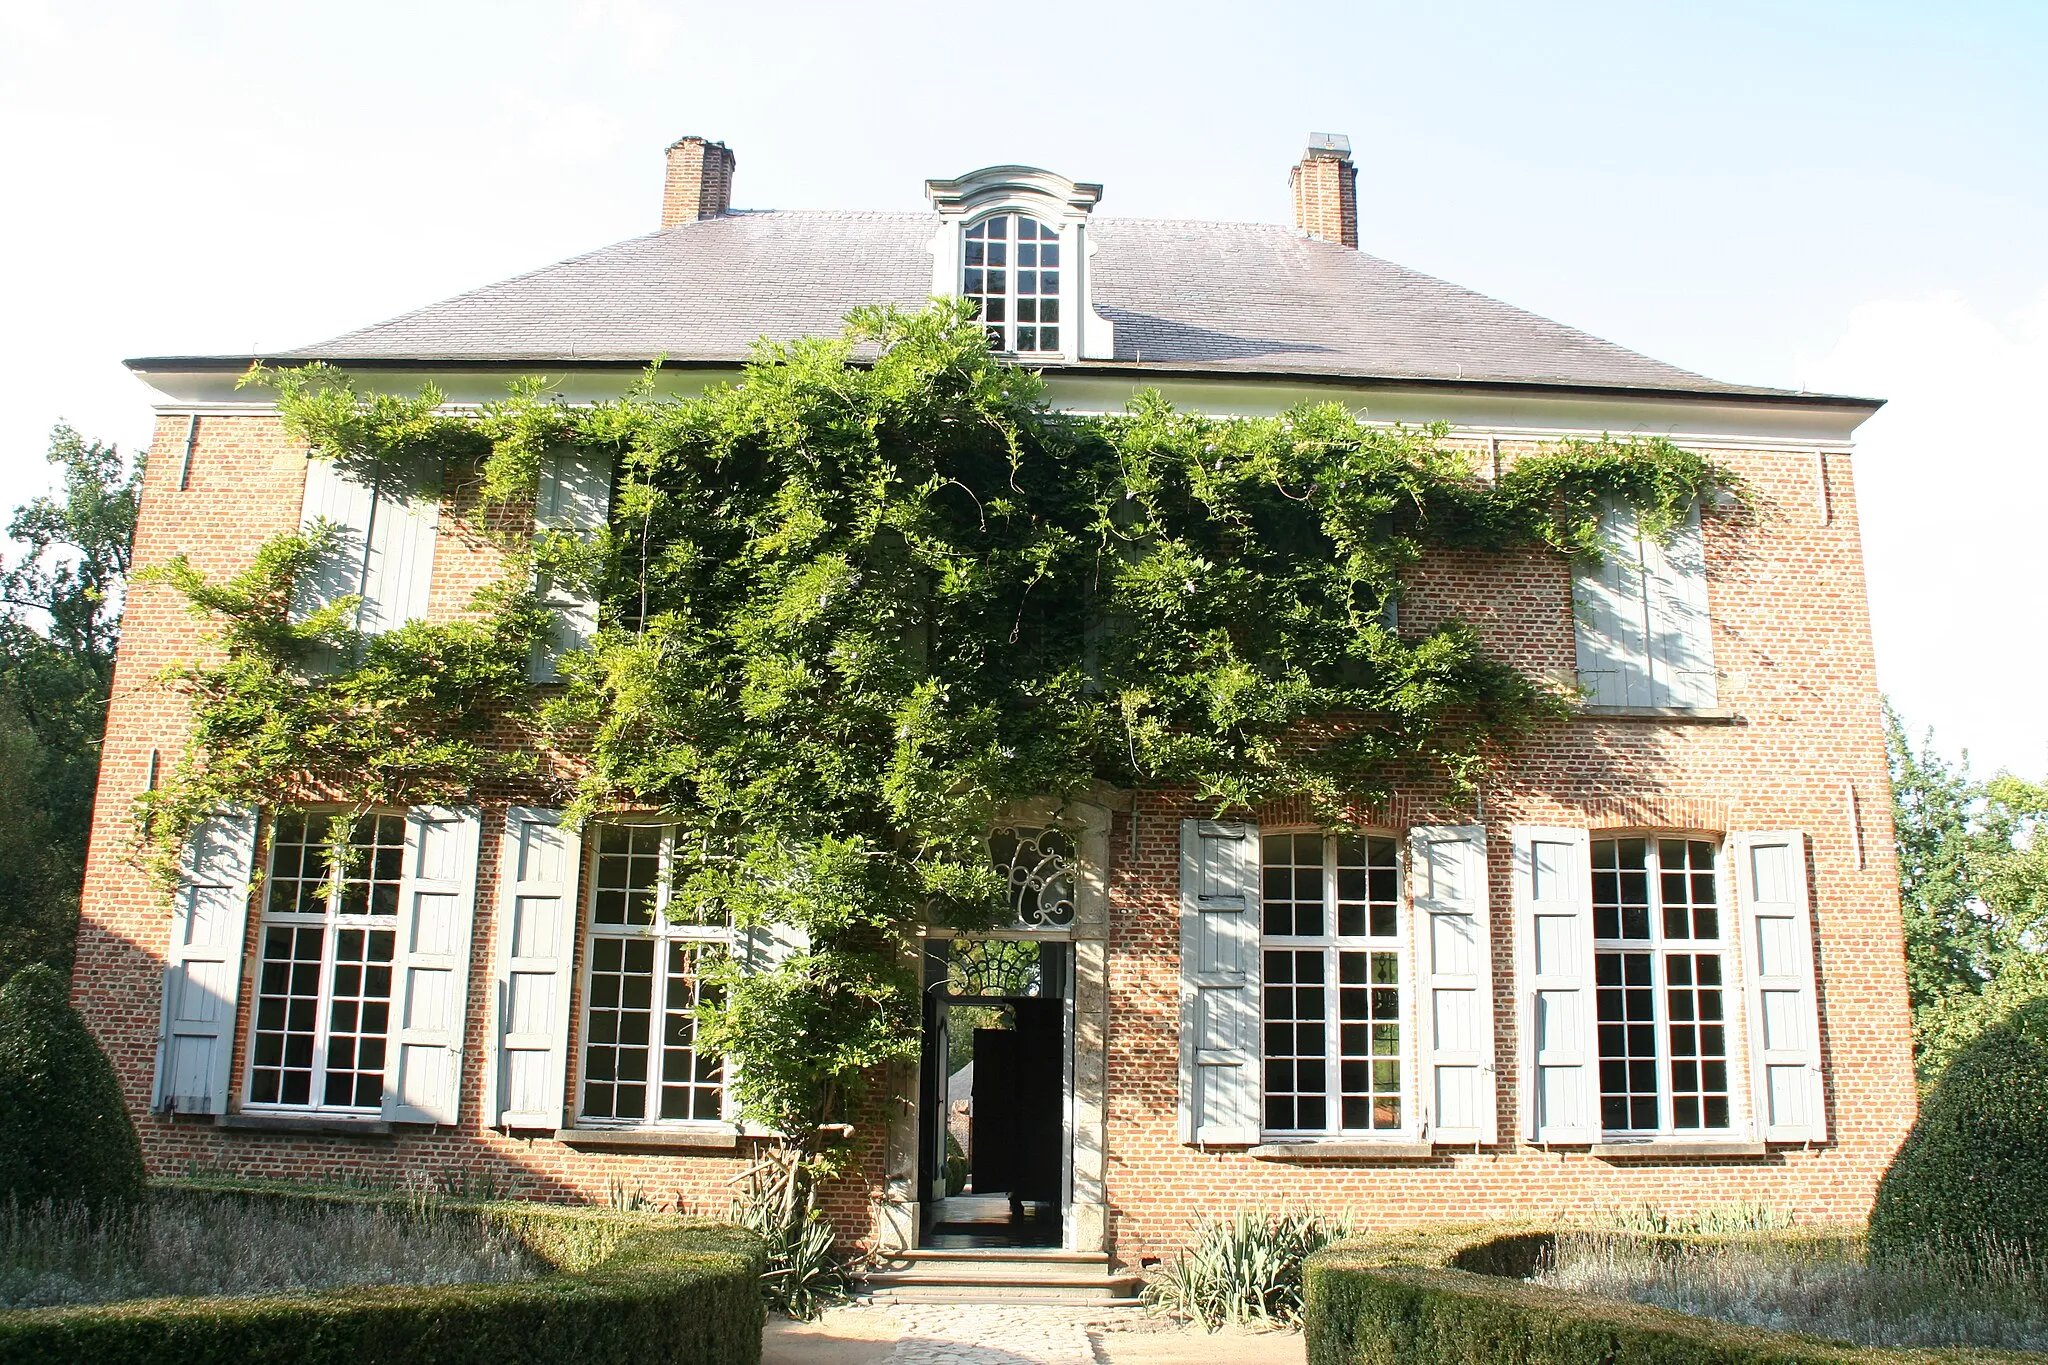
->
<box><xmin>762</xmin><ymin>1303</ymin><xmax>1306</xmax><ymax>1365</ymax></box>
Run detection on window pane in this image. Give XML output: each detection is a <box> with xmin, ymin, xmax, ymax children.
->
<box><xmin>1262</xmin><ymin>949</ymin><xmax>1327</xmax><ymax>1131</ymax></box>
<box><xmin>583</xmin><ymin>924</ymin><xmax>655</xmax><ymax>1121</ymax></box>
<box><xmin>251</xmin><ymin>924</ymin><xmax>324</xmax><ymax>1108</ymax></box>
<box><xmin>1339</xmin><ymin>950</ymin><xmax>1400</xmax><ymax>1130</ymax></box>
<box><xmin>1668</xmin><ymin>952</ymin><xmax>1729</xmax><ymax>1128</ymax></box>
<box><xmin>659</xmin><ymin>943</ymin><xmax>723</xmax><ymax>1121</ymax></box>
<box><xmin>1596</xmin><ymin>950</ymin><xmax>1658</xmax><ymax>1130</ymax></box>
<box><xmin>1592</xmin><ymin>838</ymin><xmax>1651</xmax><ymax>940</ymax></box>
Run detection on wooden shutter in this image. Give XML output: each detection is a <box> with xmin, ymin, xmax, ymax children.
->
<box><xmin>292</xmin><ymin>458</ymin><xmax>375</xmax><ymax>624</ymax></box>
<box><xmin>1734</xmin><ymin>831</ymin><xmax>1827</xmax><ymax>1143</ymax></box>
<box><xmin>291</xmin><ymin>457</ymin><xmax>438</xmax><ymax>635</ymax></box>
<box><xmin>357</xmin><ymin>474</ymin><xmax>439</xmax><ymax>634</ymax></box>
<box><xmin>722</xmin><ymin>918</ymin><xmax>812</xmax><ymax>1126</ymax></box>
<box><xmin>383</xmin><ymin>805</ymin><xmax>482</xmax><ymax>1124</ymax></box>
<box><xmin>492</xmin><ymin>808</ymin><xmax>582</xmax><ymax>1130</ymax></box>
<box><xmin>530</xmin><ymin>446</ymin><xmax>612</xmax><ymax>683</ymax></box>
<box><xmin>1572</xmin><ymin>503</ymin><xmax>1653</xmax><ymax>708</ymax></box>
<box><xmin>153</xmin><ymin>810</ymin><xmax>258</xmax><ymax>1114</ymax></box>
<box><xmin>1178</xmin><ymin>818</ymin><xmax>1261</xmax><ymax>1146</ymax></box>
<box><xmin>1514</xmin><ymin>825</ymin><xmax>1598</xmax><ymax>1143</ymax></box>
<box><xmin>1642</xmin><ymin>502</ymin><xmax>1717</xmax><ymax>708</ymax></box>
<box><xmin>1410</xmin><ymin>824</ymin><xmax>1495</xmax><ymax>1144</ymax></box>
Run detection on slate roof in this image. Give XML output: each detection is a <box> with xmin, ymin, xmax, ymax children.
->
<box><xmin>154</xmin><ymin>210</ymin><xmax>1841</xmax><ymax>401</ymax></box>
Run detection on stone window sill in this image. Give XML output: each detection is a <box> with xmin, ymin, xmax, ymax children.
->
<box><xmin>1590</xmin><ymin>1140</ymin><xmax>1769</xmax><ymax>1159</ymax></box>
<box><xmin>1576</xmin><ymin>706</ymin><xmax>1738</xmax><ymax>724</ymax></box>
<box><xmin>1248</xmin><ymin>1141</ymin><xmax>1438</xmax><ymax>1160</ymax></box>
<box><xmin>217</xmin><ymin>1112</ymin><xmax>394</xmax><ymax>1137</ymax></box>
<box><xmin>554</xmin><ymin>1126</ymin><xmax>740</xmax><ymax>1151</ymax></box>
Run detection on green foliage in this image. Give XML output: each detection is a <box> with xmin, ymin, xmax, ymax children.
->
<box><xmin>0</xmin><ymin>1186</ymin><xmax>767</xmax><ymax>1365</ymax></box>
<box><xmin>1304</xmin><ymin>1227</ymin><xmax>2014</xmax><ymax>1365</ymax></box>
<box><xmin>134</xmin><ymin>529</ymin><xmax>548</xmax><ymax>889</ymax></box>
<box><xmin>729</xmin><ymin>1153</ymin><xmax>847</xmax><ymax>1320</ymax></box>
<box><xmin>1887</xmin><ymin>704</ymin><xmax>2048</xmax><ymax>1083</ymax></box>
<box><xmin>1871</xmin><ymin>997</ymin><xmax>2048</xmax><ymax>1259</ymax></box>
<box><xmin>0</xmin><ymin>965</ymin><xmax>144</xmax><ymax>1208</ymax></box>
<box><xmin>0</xmin><ymin>426</ymin><xmax>140</xmax><ymax>983</ymax></box>
<box><xmin>159</xmin><ymin>303</ymin><xmax>1728</xmax><ymax>1188</ymax></box>
<box><xmin>1147</xmin><ymin>1208</ymin><xmax>1355</xmax><ymax>1328</ymax></box>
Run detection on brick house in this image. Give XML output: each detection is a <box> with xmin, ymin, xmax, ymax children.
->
<box><xmin>80</xmin><ymin>132</ymin><xmax>1911</xmax><ymax>1284</ymax></box>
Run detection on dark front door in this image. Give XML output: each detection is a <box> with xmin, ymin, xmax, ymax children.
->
<box><xmin>919</xmin><ymin>939</ymin><xmax>1071</xmax><ymax>1247</ymax></box>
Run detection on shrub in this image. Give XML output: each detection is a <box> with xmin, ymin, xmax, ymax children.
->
<box><xmin>0</xmin><ymin>965</ymin><xmax>144</xmax><ymax>1209</ymax></box>
<box><xmin>1305</xmin><ymin>1227</ymin><xmax>2042</xmax><ymax>1365</ymax></box>
<box><xmin>1871</xmin><ymin>995</ymin><xmax>2048</xmax><ymax>1259</ymax></box>
<box><xmin>1147</xmin><ymin>1209</ymin><xmax>1353</xmax><ymax>1329</ymax></box>
<box><xmin>1</xmin><ymin>1189</ymin><xmax>541</xmax><ymax>1309</ymax></box>
<box><xmin>0</xmin><ymin>1186</ymin><xmax>766</xmax><ymax>1365</ymax></box>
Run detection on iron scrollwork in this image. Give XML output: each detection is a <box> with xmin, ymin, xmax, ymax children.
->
<box><xmin>989</xmin><ymin>826</ymin><xmax>1076</xmax><ymax>928</ymax></box>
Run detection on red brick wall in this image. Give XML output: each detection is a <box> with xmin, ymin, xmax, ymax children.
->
<box><xmin>74</xmin><ymin>416</ymin><xmax>1910</xmax><ymax>1258</ymax></box>
<box><xmin>73</xmin><ymin>413</ymin><xmax>882</xmax><ymax>1219</ymax></box>
<box><xmin>1099</xmin><ymin>441</ymin><xmax>1913</xmax><ymax>1263</ymax></box>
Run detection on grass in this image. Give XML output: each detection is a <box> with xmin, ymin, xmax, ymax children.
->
<box><xmin>1533</xmin><ymin>1228</ymin><xmax>2048</xmax><ymax>1352</ymax></box>
<box><xmin>0</xmin><ymin>1191</ymin><xmax>543</xmax><ymax>1310</ymax></box>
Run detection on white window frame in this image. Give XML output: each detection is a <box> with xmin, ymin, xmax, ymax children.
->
<box><xmin>1257</xmin><ymin>828</ymin><xmax>1416</xmax><ymax>1141</ymax></box>
<box><xmin>573</xmin><ymin>822</ymin><xmax>732</xmax><ymax>1130</ymax></box>
<box><xmin>1590</xmin><ymin>832</ymin><xmax>1744</xmax><ymax>1140</ymax></box>
<box><xmin>960</xmin><ymin>212</ymin><xmax>1068</xmax><ymax>357</ymax></box>
<box><xmin>244</xmin><ymin>808</ymin><xmax>408</xmax><ymax>1115</ymax></box>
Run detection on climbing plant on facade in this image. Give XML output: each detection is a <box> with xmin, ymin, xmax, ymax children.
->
<box><xmin>141</xmin><ymin>300</ymin><xmax>1728</xmax><ymax>1168</ymax></box>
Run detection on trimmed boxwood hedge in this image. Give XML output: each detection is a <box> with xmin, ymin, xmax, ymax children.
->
<box><xmin>1872</xmin><ymin>997</ymin><xmax>2048</xmax><ymax>1258</ymax></box>
<box><xmin>0</xmin><ymin>1185</ymin><xmax>767</xmax><ymax>1365</ymax></box>
<box><xmin>1303</xmin><ymin>1226</ymin><xmax>2041</xmax><ymax>1365</ymax></box>
<box><xmin>0</xmin><ymin>964</ymin><xmax>146</xmax><ymax>1208</ymax></box>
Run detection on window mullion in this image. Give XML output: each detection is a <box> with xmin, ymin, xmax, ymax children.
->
<box><xmin>1324</xmin><ymin>837</ymin><xmax>1342</xmax><ymax>1134</ymax></box>
<box><xmin>309</xmin><ymin>890</ymin><xmax>341</xmax><ymax>1111</ymax></box>
<box><xmin>1647</xmin><ymin>844</ymin><xmax>1674</xmax><ymax>1137</ymax></box>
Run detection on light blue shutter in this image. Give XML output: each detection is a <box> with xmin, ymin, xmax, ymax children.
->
<box><xmin>1734</xmin><ymin>831</ymin><xmax>1827</xmax><ymax>1143</ymax></box>
<box><xmin>493</xmin><ymin>808</ymin><xmax>582</xmax><ymax>1129</ymax></box>
<box><xmin>1411</xmin><ymin>824</ymin><xmax>1495</xmax><ymax>1144</ymax></box>
<box><xmin>1514</xmin><ymin>825</ymin><xmax>1597</xmax><ymax>1144</ymax></box>
<box><xmin>154</xmin><ymin>810</ymin><xmax>258</xmax><ymax>1114</ymax></box>
<box><xmin>358</xmin><ymin>476</ymin><xmax>439</xmax><ymax>634</ymax></box>
<box><xmin>383</xmin><ymin>805</ymin><xmax>482</xmax><ymax>1124</ymax></box>
<box><xmin>293</xmin><ymin>458</ymin><xmax>438</xmax><ymax>635</ymax></box>
<box><xmin>1643</xmin><ymin>503</ymin><xmax>1717</xmax><ymax>708</ymax></box>
<box><xmin>1178</xmin><ymin>819</ymin><xmax>1261</xmax><ymax>1146</ymax></box>
<box><xmin>293</xmin><ymin>458</ymin><xmax>375</xmax><ymax>624</ymax></box>
<box><xmin>724</xmin><ymin>917</ymin><xmax>811</xmax><ymax>1126</ymax></box>
<box><xmin>1573</xmin><ymin>503</ymin><xmax>1653</xmax><ymax>708</ymax></box>
<box><xmin>531</xmin><ymin>446</ymin><xmax>612</xmax><ymax>682</ymax></box>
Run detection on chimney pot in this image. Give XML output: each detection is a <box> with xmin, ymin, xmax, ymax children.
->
<box><xmin>1290</xmin><ymin>132</ymin><xmax>1357</xmax><ymax>248</ymax></box>
<box><xmin>662</xmin><ymin>136</ymin><xmax>736</xmax><ymax>227</ymax></box>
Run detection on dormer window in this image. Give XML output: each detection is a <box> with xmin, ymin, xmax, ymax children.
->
<box><xmin>926</xmin><ymin>165</ymin><xmax>1117</xmax><ymax>361</ymax></box>
<box><xmin>964</xmin><ymin>215</ymin><xmax>1062</xmax><ymax>353</ymax></box>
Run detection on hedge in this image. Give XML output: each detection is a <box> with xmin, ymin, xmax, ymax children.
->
<box><xmin>1303</xmin><ymin>1226</ymin><xmax>2040</xmax><ymax>1365</ymax></box>
<box><xmin>0</xmin><ymin>964</ymin><xmax>146</xmax><ymax>1208</ymax></box>
<box><xmin>0</xmin><ymin>1184</ymin><xmax>767</xmax><ymax>1365</ymax></box>
<box><xmin>1872</xmin><ymin>997</ymin><xmax>2048</xmax><ymax>1258</ymax></box>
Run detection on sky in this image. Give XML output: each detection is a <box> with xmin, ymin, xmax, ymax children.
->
<box><xmin>1</xmin><ymin>0</ymin><xmax>2042</xmax><ymax>776</ymax></box>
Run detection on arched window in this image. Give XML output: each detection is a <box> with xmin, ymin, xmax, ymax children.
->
<box><xmin>963</xmin><ymin>214</ymin><xmax>1061</xmax><ymax>354</ymax></box>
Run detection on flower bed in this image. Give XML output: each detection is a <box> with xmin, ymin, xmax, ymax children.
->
<box><xmin>1304</xmin><ymin>1225</ymin><xmax>2046</xmax><ymax>1364</ymax></box>
<box><xmin>0</xmin><ymin>1184</ymin><xmax>765</xmax><ymax>1365</ymax></box>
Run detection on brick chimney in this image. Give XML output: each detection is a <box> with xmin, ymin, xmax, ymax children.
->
<box><xmin>661</xmin><ymin>136</ymin><xmax>736</xmax><ymax>226</ymax></box>
<box><xmin>1290</xmin><ymin>133</ymin><xmax>1357</xmax><ymax>248</ymax></box>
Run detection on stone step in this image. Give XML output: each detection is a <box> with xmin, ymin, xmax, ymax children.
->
<box><xmin>857</xmin><ymin>1249</ymin><xmax>1143</xmax><ymax>1304</ymax></box>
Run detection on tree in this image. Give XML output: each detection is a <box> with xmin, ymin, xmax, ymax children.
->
<box><xmin>0</xmin><ymin>425</ymin><xmax>140</xmax><ymax>984</ymax></box>
<box><xmin>1888</xmin><ymin>703</ymin><xmax>2048</xmax><ymax>1083</ymax></box>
